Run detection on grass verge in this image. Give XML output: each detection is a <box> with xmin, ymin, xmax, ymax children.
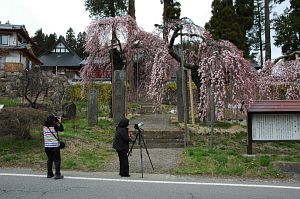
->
<box><xmin>0</xmin><ymin>100</ymin><xmax>116</xmax><ymax>172</ymax></box>
<box><xmin>175</xmin><ymin>129</ymin><xmax>300</xmax><ymax>178</ymax></box>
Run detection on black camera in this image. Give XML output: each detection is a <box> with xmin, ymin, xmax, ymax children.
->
<box><xmin>134</xmin><ymin>122</ymin><xmax>144</xmax><ymax>130</ymax></box>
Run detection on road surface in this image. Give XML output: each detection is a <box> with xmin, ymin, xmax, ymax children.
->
<box><xmin>0</xmin><ymin>168</ymin><xmax>299</xmax><ymax>199</ymax></box>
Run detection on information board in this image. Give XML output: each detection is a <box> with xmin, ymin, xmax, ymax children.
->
<box><xmin>252</xmin><ymin>114</ymin><xmax>300</xmax><ymax>140</ymax></box>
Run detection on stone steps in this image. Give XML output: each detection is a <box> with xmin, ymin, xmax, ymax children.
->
<box><xmin>130</xmin><ymin>129</ymin><xmax>184</xmax><ymax>149</ymax></box>
<box><xmin>139</xmin><ymin>103</ymin><xmax>156</xmax><ymax>114</ymax></box>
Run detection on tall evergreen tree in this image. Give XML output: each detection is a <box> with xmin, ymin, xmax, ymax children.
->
<box><xmin>32</xmin><ymin>29</ymin><xmax>46</xmax><ymax>57</ymax></box>
<box><xmin>32</xmin><ymin>30</ymin><xmax>57</xmax><ymax>56</ymax></box>
<box><xmin>161</xmin><ymin>0</ymin><xmax>181</xmax><ymax>41</ymax></box>
<box><xmin>84</xmin><ymin>0</ymin><xmax>128</xmax><ymax>18</ymax></box>
<box><xmin>44</xmin><ymin>33</ymin><xmax>57</xmax><ymax>52</ymax></box>
<box><xmin>264</xmin><ymin>0</ymin><xmax>272</xmax><ymax>61</ymax></box>
<box><xmin>249</xmin><ymin>0</ymin><xmax>265</xmax><ymax>66</ymax></box>
<box><xmin>205</xmin><ymin>0</ymin><xmax>246</xmax><ymax>56</ymax></box>
<box><xmin>128</xmin><ymin>0</ymin><xmax>135</xmax><ymax>19</ymax></box>
<box><xmin>65</xmin><ymin>27</ymin><xmax>77</xmax><ymax>50</ymax></box>
<box><xmin>274</xmin><ymin>0</ymin><xmax>300</xmax><ymax>57</ymax></box>
<box><xmin>235</xmin><ymin>0</ymin><xmax>255</xmax><ymax>58</ymax></box>
<box><xmin>76</xmin><ymin>32</ymin><xmax>87</xmax><ymax>58</ymax></box>
<box><xmin>267</xmin><ymin>0</ymin><xmax>288</xmax><ymax>61</ymax></box>
<box><xmin>167</xmin><ymin>0</ymin><xmax>181</xmax><ymax>21</ymax></box>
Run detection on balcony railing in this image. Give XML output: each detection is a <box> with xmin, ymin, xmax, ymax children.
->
<box><xmin>4</xmin><ymin>62</ymin><xmax>24</xmax><ymax>72</ymax></box>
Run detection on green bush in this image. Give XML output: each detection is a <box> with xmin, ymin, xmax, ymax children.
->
<box><xmin>165</xmin><ymin>81</ymin><xmax>197</xmax><ymax>91</ymax></box>
<box><xmin>166</xmin><ymin>82</ymin><xmax>177</xmax><ymax>92</ymax></box>
<box><xmin>0</xmin><ymin>107</ymin><xmax>49</xmax><ymax>139</ymax></box>
<box><xmin>66</xmin><ymin>83</ymin><xmax>112</xmax><ymax>105</ymax></box>
<box><xmin>67</xmin><ymin>84</ymin><xmax>83</xmax><ymax>101</ymax></box>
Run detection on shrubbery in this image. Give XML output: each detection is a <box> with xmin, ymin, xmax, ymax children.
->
<box><xmin>67</xmin><ymin>83</ymin><xmax>112</xmax><ymax>105</ymax></box>
<box><xmin>163</xmin><ymin>82</ymin><xmax>197</xmax><ymax>105</ymax></box>
<box><xmin>0</xmin><ymin>107</ymin><xmax>48</xmax><ymax>139</ymax></box>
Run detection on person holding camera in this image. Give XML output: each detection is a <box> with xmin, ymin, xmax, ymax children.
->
<box><xmin>113</xmin><ymin>117</ymin><xmax>132</xmax><ymax>177</ymax></box>
<box><xmin>43</xmin><ymin>114</ymin><xmax>64</xmax><ymax>179</ymax></box>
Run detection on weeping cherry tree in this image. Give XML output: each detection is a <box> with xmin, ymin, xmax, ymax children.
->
<box><xmin>258</xmin><ymin>58</ymin><xmax>300</xmax><ymax>100</ymax></box>
<box><xmin>154</xmin><ymin>18</ymin><xmax>258</xmax><ymax>121</ymax></box>
<box><xmin>82</xmin><ymin>16</ymin><xmax>258</xmax><ymax>122</ymax></box>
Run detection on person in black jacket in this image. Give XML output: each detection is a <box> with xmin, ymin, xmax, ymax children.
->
<box><xmin>113</xmin><ymin>118</ymin><xmax>132</xmax><ymax>177</ymax></box>
<box><xmin>43</xmin><ymin>114</ymin><xmax>64</xmax><ymax>179</ymax></box>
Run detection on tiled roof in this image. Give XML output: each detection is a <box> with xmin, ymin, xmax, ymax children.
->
<box><xmin>39</xmin><ymin>37</ymin><xmax>83</xmax><ymax>67</ymax></box>
<box><xmin>248</xmin><ymin>100</ymin><xmax>300</xmax><ymax>113</ymax></box>
<box><xmin>39</xmin><ymin>53</ymin><xmax>82</xmax><ymax>67</ymax></box>
<box><xmin>0</xmin><ymin>23</ymin><xmax>35</xmax><ymax>45</ymax></box>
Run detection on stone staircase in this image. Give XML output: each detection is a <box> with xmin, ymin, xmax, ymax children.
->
<box><xmin>130</xmin><ymin>129</ymin><xmax>184</xmax><ymax>148</ymax></box>
<box><xmin>129</xmin><ymin>113</ymin><xmax>184</xmax><ymax>149</ymax></box>
<box><xmin>138</xmin><ymin>103</ymin><xmax>155</xmax><ymax>114</ymax></box>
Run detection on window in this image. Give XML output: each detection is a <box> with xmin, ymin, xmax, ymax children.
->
<box><xmin>0</xmin><ymin>35</ymin><xmax>9</xmax><ymax>45</ymax></box>
<box><xmin>53</xmin><ymin>42</ymin><xmax>69</xmax><ymax>53</ymax></box>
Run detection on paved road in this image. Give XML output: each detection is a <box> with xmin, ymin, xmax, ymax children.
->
<box><xmin>0</xmin><ymin>168</ymin><xmax>300</xmax><ymax>199</ymax></box>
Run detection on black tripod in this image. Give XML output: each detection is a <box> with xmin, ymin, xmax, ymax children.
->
<box><xmin>128</xmin><ymin>126</ymin><xmax>154</xmax><ymax>178</ymax></box>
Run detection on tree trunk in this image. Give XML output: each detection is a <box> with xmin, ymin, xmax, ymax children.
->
<box><xmin>264</xmin><ymin>0</ymin><xmax>271</xmax><ymax>61</ymax></box>
<box><xmin>109</xmin><ymin>1</ymin><xmax>116</xmax><ymax>17</ymax></box>
<box><xmin>127</xmin><ymin>0</ymin><xmax>136</xmax><ymax>95</ymax></box>
<box><xmin>257</xmin><ymin>0</ymin><xmax>264</xmax><ymax>67</ymax></box>
<box><xmin>128</xmin><ymin>0</ymin><xmax>136</xmax><ymax>19</ymax></box>
<box><xmin>163</xmin><ymin>0</ymin><xmax>169</xmax><ymax>42</ymax></box>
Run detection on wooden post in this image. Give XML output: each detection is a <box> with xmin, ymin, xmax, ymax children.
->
<box><xmin>208</xmin><ymin>86</ymin><xmax>215</xmax><ymax>151</ymax></box>
<box><xmin>181</xmin><ymin>33</ymin><xmax>189</xmax><ymax>147</ymax></box>
<box><xmin>247</xmin><ymin>113</ymin><xmax>253</xmax><ymax>154</ymax></box>
<box><xmin>188</xmin><ymin>69</ymin><xmax>195</xmax><ymax>125</ymax></box>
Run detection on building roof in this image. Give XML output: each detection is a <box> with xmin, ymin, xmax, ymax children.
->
<box><xmin>0</xmin><ymin>23</ymin><xmax>36</xmax><ymax>45</ymax></box>
<box><xmin>0</xmin><ymin>22</ymin><xmax>42</xmax><ymax>64</ymax></box>
<box><xmin>39</xmin><ymin>53</ymin><xmax>82</xmax><ymax>67</ymax></box>
<box><xmin>39</xmin><ymin>36</ymin><xmax>83</xmax><ymax>67</ymax></box>
<box><xmin>248</xmin><ymin>100</ymin><xmax>300</xmax><ymax>113</ymax></box>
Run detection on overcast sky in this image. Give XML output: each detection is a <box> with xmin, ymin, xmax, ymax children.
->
<box><xmin>0</xmin><ymin>0</ymin><xmax>211</xmax><ymax>36</ymax></box>
<box><xmin>0</xmin><ymin>0</ymin><xmax>289</xmax><ymax>59</ymax></box>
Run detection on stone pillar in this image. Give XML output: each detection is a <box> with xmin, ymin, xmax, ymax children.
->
<box><xmin>177</xmin><ymin>70</ymin><xmax>184</xmax><ymax>122</ymax></box>
<box><xmin>88</xmin><ymin>89</ymin><xmax>98</xmax><ymax>126</ymax></box>
<box><xmin>177</xmin><ymin>70</ymin><xmax>189</xmax><ymax>123</ymax></box>
<box><xmin>113</xmin><ymin>70</ymin><xmax>126</xmax><ymax>124</ymax></box>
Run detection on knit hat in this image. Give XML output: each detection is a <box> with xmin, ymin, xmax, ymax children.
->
<box><xmin>118</xmin><ymin>118</ymin><xmax>129</xmax><ymax>128</ymax></box>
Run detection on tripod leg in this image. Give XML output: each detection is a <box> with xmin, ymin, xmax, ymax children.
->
<box><xmin>139</xmin><ymin>133</ymin><xmax>144</xmax><ymax>178</ymax></box>
<box><xmin>140</xmin><ymin>132</ymin><xmax>154</xmax><ymax>171</ymax></box>
<box><xmin>128</xmin><ymin>133</ymin><xmax>138</xmax><ymax>157</ymax></box>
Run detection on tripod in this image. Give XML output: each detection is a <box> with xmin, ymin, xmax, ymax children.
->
<box><xmin>128</xmin><ymin>126</ymin><xmax>154</xmax><ymax>178</ymax></box>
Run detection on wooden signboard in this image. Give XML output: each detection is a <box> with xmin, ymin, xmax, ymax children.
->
<box><xmin>247</xmin><ymin>100</ymin><xmax>300</xmax><ymax>154</ymax></box>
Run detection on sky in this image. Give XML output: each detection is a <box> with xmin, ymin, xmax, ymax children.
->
<box><xmin>0</xmin><ymin>0</ymin><xmax>289</xmax><ymax>59</ymax></box>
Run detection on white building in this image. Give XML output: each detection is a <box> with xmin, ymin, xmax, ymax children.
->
<box><xmin>0</xmin><ymin>22</ymin><xmax>42</xmax><ymax>73</ymax></box>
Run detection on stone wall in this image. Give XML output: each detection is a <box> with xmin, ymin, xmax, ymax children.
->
<box><xmin>0</xmin><ymin>70</ymin><xmax>23</xmax><ymax>97</ymax></box>
<box><xmin>0</xmin><ymin>69</ymin><xmax>69</xmax><ymax>105</ymax></box>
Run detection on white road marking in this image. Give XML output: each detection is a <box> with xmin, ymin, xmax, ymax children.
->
<box><xmin>1</xmin><ymin>172</ymin><xmax>300</xmax><ymax>190</ymax></box>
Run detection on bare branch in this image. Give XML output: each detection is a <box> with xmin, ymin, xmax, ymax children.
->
<box><xmin>273</xmin><ymin>51</ymin><xmax>300</xmax><ymax>64</ymax></box>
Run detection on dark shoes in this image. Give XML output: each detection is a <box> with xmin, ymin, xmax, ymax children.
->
<box><xmin>120</xmin><ymin>174</ymin><xmax>130</xmax><ymax>177</ymax></box>
<box><xmin>47</xmin><ymin>174</ymin><xmax>64</xmax><ymax>179</ymax></box>
<box><xmin>47</xmin><ymin>174</ymin><xmax>54</xmax><ymax>178</ymax></box>
<box><xmin>54</xmin><ymin>175</ymin><xmax>64</xmax><ymax>180</ymax></box>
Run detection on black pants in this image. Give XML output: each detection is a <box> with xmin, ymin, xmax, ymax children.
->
<box><xmin>117</xmin><ymin>151</ymin><xmax>129</xmax><ymax>176</ymax></box>
<box><xmin>45</xmin><ymin>147</ymin><xmax>61</xmax><ymax>176</ymax></box>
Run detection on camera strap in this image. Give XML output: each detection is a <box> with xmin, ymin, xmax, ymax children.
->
<box><xmin>47</xmin><ymin>127</ymin><xmax>60</xmax><ymax>142</ymax></box>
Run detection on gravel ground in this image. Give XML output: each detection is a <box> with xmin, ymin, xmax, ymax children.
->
<box><xmin>102</xmin><ymin>148</ymin><xmax>184</xmax><ymax>174</ymax></box>
<box><xmin>102</xmin><ymin>113</ymin><xmax>184</xmax><ymax>175</ymax></box>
